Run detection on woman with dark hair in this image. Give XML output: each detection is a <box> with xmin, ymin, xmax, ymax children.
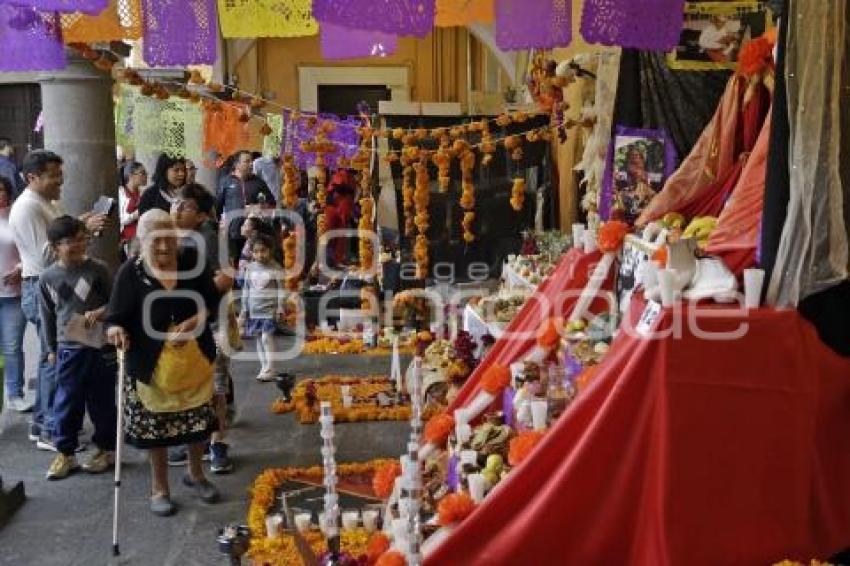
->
<box><xmin>0</xmin><ymin>176</ymin><xmax>27</xmax><ymax>412</ymax></box>
<box><xmin>119</xmin><ymin>161</ymin><xmax>147</xmax><ymax>259</ymax></box>
<box><xmin>138</xmin><ymin>154</ymin><xmax>186</xmax><ymax>216</ymax></box>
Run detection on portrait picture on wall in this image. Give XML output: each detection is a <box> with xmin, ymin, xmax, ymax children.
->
<box><xmin>667</xmin><ymin>1</ymin><xmax>770</xmax><ymax>71</ymax></box>
<box><xmin>600</xmin><ymin>127</ymin><xmax>677</xmax><ymax>225</ymax></box>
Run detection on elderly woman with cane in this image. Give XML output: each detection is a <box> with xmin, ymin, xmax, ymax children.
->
<box><xmin>105</xmin><ymin>209</ymin><xmax>222</xmax><ymax>517</ymax></box>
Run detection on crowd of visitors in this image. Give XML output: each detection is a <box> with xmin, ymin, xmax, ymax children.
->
<box><xmin>0</xmin><ymin>144</ymin><xmax>346</xmax><ymax>517</ymax></box>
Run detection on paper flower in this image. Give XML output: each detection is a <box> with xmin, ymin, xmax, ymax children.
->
<box><xmin>598</xmin><ymin>220</ymin><xmax>629</xmax><ymax>253</ymax></box>
<box><xmin>480</xmin><ymin>363</ymin><xmax>511</xmax><ymax>395</ymax></box>
<box><xmin>537</xmin><ymin>317</ymin><xmax>562</xmax><ymax>350</ymax></box>
<box><xmin>575</xmin><ymin>365</ymin><xmax>599</xmax><ymax>392</ymax></box>
<box><xmin>375</xmin><ymin>550</ymin><xmax>407</xmax><ymax>566</ymax></box>
<box><xmin>508</xmin><ymin>430</ymin><xmax>546</xmax><ymax>466</ymax></box>
<box><xmin>423</xmin><ymin>412</ymin><xmax>455</xmax><ymax>446</ymax></box>
<box><xmin>372</xmin><ymin>461</ymin><xmax>402</xmax><ymax>499</ymax></box>
<box><xmin>738</xmin><ymin>35</ymin><xmax>775</xmax><ymax>78</ymax></box>
<box><xmin>437</xmin><ymin>492</ymin><xmax>476</xmax><ymax>526</ymax></box>
<box><xmin>367</xmin><ymin>532</ymin><xmax>390</xmax><ymax>564</ymax></box>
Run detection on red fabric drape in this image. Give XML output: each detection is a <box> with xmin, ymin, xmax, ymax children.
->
<box><xmin>705</xmin><ymin>112</ymin><xmax>772</xmax><ymax>273</ymax></box>
<box><xmin>427</xmin><ymin>297</ymin><xmax>850</xmax><ymax>565</ymax></box>
<box><xmin>450</xmin><ymin>248</ymin><xmax>613</xmax><ymax>411</ymax></box>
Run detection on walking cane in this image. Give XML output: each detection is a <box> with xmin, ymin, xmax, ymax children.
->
<box><xmin>112</xmin><ymin>348</ymin><xmax>127</xmax><ymax>557</ymax></box>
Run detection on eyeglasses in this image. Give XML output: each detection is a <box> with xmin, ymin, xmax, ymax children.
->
<box><xmin>133</xmin><ymin>170</ymin><xmax>147</xmax><ymax>177</ymax></box>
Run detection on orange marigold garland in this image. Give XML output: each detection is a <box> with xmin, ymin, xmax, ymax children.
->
<box><xmin>281</xmin><ymin>154</ymin><xmax>298</xmax><ymax>209</ymax></box>
<box><xmin>372</xmin><ymin>461</ymin><xmax>402</xmax><ymax>499</ymax></box>
<box><xmin>413</xmin><ymin>159</ymin><xmax>431</xmax><ymax>280</ymax></box>
<box><xmin>359</xmin><ymin>193</ymin><xmax>376</xmax><ymax>272</ymax></box>
<box><xmin>283</xmin><ymin>231</ymin><xmax>299</xmax><ymax>291</ymax></box>
<box><xmin>459</xmin><ymin>149</ymin><xmax>476</xmax><ymax>243</ymax></box>
<box><xmin>402</xmin><ymin>165</ymin><xmax>415</xmax><ymax>237</ymax></box>
<box><xmin>598</xmin><ymin>220</ymin><xmax>629</xmax><ymax>253</ymax></box>
<box><xmin>480</xmin><ymin>363</ymin><xmax>511</xmax><ymax>395</ymax></box>
<box><xmin>510</xmin><ymin>178</ymin><xmax>526</xmax><ymax>212</ymax></box>
<box><xmin>437</xmin><ymin>492</ymin><xmax>476</xmax><ymax>526</ymax></box>
<box><xmin>423</xmin><ymin>411</ymin><xmax>455</xmax><ymax>446</ymax></box>
<box><xmin>508</xmin><ymin>430</ymin><xmax>546</xmax><ymax>466</ymax></box>
<box><xmin>247</xmin><ymin>460</ymin><xmax>393</xmax><ymax>566</ymax></box>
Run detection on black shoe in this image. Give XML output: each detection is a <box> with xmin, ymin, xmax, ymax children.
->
<box><xmin>209</xmin><ymin>442</ymin><xmax>233</xmax><ymax>474</ymax></box>
<box><xmin>167</xmin><ymin>446</ymin><xmax>188</xmax><ymax>466</ymax></box>
<box><xmin>275</xmin><ymin>373</ymin><xmax>296</xmax><ymax>402</ymax></box>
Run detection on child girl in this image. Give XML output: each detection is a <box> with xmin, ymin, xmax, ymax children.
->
<box><xmin>239</xmin><ymin>234</ymin><xmax>286</xmax><ymax>382</ymax></box>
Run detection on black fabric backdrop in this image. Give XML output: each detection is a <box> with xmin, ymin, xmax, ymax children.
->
<box><xmin>613</xmin><ymin>49</ymin><xmax>731</xmax><ymax>160</ymax></box>
<box><xmin>382</xmin><ymin>114</ymin><xmax>550</xmax><ymax>284</ymax></box>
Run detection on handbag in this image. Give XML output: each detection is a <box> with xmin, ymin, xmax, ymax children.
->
<box><xmin>136</xmin><ymin>338</ymin><xmax>214</xmax><ymax>413</ymax></box>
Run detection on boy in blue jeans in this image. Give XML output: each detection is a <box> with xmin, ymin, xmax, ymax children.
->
<box><xmin>40</xmin><ymin>216</ymin><xmax>116</xmax><ymax>480</ymax></box>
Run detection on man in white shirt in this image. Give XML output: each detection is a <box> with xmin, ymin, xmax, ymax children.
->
<box><xmin>9</xmin><ymin>150</ymin><xmax>106</xmax><ymax>449</ymax></box>
<box><xmin>698</xmin><ymin>15</ymin><xmax>739</xmax><ymax>63</ymax></box>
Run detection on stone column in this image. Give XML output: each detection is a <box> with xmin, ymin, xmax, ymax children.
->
<box><xmin>37</xmin><ymin>51</ymin><xmax>119</xmax><ymax>269</ymax></box>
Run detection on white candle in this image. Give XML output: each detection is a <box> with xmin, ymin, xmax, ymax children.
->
<box><xmin>743</xmin><ymin>268</ymin><xmax>765</xmax><ymax>309</ymax></box>
<box><xmin>530</xmin><ymin>400</ymin><xmax>548</xmax><ymax>431</ymax></box>
<box><xmin>363</xmin><ymin>509</ymin><xmax>380</xmax><ymax>532</ymax></box>
<box><xmin>467</xmin><ymin>473</ymin><xmax>487</xmax><ymax>503</ymax></box>
<box><xmin>294</xmin><ymin>513</ymin><xmax>312</xmax><ymax>533</ymax></box>
<box><xmin>341</xmin><ymin>511</ymin><xmax>360</xmax><ymax>530</ymax></box>
<box><xmin>455</xmin><ymin>423</ymin><xmax>472</xmax><ymax>444</ymax></box>
<box><xmin>265</xmin><ymin>513</ymin><xmax>283</xmax><ymax>538</ymax></box>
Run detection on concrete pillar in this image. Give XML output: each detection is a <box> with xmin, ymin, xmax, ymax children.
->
<box><xmin>37</xmin><ymin>50</ymin><xmax>119</xmax><ymax>269</ymax></box>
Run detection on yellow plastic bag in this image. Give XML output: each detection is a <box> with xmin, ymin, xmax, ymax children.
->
<box><xmin>136</xmin><ymin>339</ymin><xmax>214</xmax><ymax>413</ymax></box>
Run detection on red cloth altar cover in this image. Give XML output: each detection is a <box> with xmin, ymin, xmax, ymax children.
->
<box><xmin>428</xmin><ymin>294</ymin><xmax>850</xmax><ymax>565</ymax></box>
<box><xmin>449</xmin><ymin>247</ymin><xmax>612</xmax><ymax>411</ymax></box>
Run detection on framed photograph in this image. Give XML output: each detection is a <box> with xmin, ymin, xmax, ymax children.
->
<box><xmin>600</xmin><ymin>126</ymin><xmax>676</xmax><ymax>225</ymax></box>
<box><xmin>667</xmin><ymin>1</ymin><xmax>770</xmax><ymax>71</ymax></box>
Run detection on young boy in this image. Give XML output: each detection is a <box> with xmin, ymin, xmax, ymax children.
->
<box><xmin>169</xmin><ymin>183</ymin><xmax>234</xmax><ymax>474</ymax></box>
<box><xmin>40</xmin><ymin>216</ymin><xmax>116</xmax><ymax>480</ymax></box>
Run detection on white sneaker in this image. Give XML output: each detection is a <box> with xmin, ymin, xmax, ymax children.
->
<box><xmin>6</xmin><ymin>397</ymin><xmax>34</xmax><ymax>413</ymax></box>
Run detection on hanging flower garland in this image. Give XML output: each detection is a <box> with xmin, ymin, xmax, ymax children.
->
<box><xmin>283</xmin><ymin>231</ymin><xmax>300</xmax><ymax>292</ymax></box>
<box><xmin>505</xmin><ymin>134</ymin><xmax>526</xmax><ymax>212</ymax></box>
<box><xmin>459</xmin><ymin>148</ymin><xmax>476</xmax><ymax>243</ymax></box>
<box><xmin>402</xmin><ymin>165</ymin><xmax>416</xmax><ymax>238</ymax></box>
<box><xmin>413</xmin><ymin>158</ymin><xmax>431</xmax><ymax>280</ymax></box>
<box><xmin>282</xmin><ymin>154</ymin><xmax>298</xmax><ymax>209</ymax></box>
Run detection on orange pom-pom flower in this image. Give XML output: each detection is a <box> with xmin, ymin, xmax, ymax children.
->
<box><xmin>480</xmin><ymin>363</ymin><xmax>511</xmax><ymax>395</ymax></box>
<box><xmin>375</xmin><ymin>550</ymin><xmax>407</xmax><ymax>566</ymax></box>
<box><xmin>651</xmin><ymin>246</ymin><xmax>668</xmax><ymax>267</ymax></box>
<box><xmin>508</xmin><ymin>430</ymin><xmax>546</xmax><ymax>466</ymax></box>
<box><xmin>737</xmin><ymin>36</ymin><xmax>775</xmax><ymax>78</ymax></box>
<box><xmin>423</xmin><ymin>412</ymin><xmax>455</xmax><ymax>446</ymax></box>
<box><xmin>437</xmin><ymin>492</ymin><xmax>476</xmax><ymax>526</ymax></box>
<box><xmin>575</xmin><ymin>365</ymin><xmax>599</xmax><ymax>392</ymax></box>
<box><xmin>367</xmin><ymin>532</ymin><xmax>391</xmax><ymax>563</ymax></box>
<box><xmin>372</xmin><ymin>461</ymin><xmax>402</xmax><ymax>499</ymax></box>
<box><xmin>598</xmin><ymin>220</ymin><xmax>629</xmax><ymax>253</ymax></box>
<box><xmin>537</xmin><ymin>317</ymin><xmax>562</xmax><ymax>350</ymax></box>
